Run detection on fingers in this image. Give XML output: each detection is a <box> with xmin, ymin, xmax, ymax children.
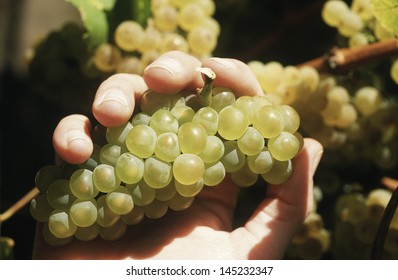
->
<box><xmin>231</xmin><ymin>138</ymin><xmax>323</xmax><ymax>259</ymax></box>
<box><xmin>52</xmin><ymin>114</ymin><xmax>93</xmax><ymax>164</ymax></box>
<box><xmin>92</xmin><ymin>73</ymin><xmax>148</xmax><ymax>128</ymax></box>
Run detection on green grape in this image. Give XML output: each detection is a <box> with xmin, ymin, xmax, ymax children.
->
<box><xmin>96</xmin><ymin>195</ymin><xmax>120</xmax><ymax>228</ymax></box>
<box><xmin>126</xmin><ymin>180</ymin><xmax>156</xmax><ymax>206</ymax></box>
<box><xmin>210</xmin><ymin>88</ymin><xmax>235</xmax><ymax>112</ymax></box>
<box><xmin>153</xmin><ymin>5</ymin><xmax>178</xmax><ymax>32</ymax></box>
<box><xmin>159</xmin><ymin>33</ymin><xmax>189</xmax><ymax>53</ymax></box>
<box><xmin>100</xmin><ymin>144</ymin><xmax>121</xmax><ymax>166</ymax></box>
<box><xmin>140</xmin><ymin>90</ymin><xmax>171</xmax><ymax>115</ymax></box>
<box><xmin>170</xmin><ymin>105</ymin><xmax>195</xmax><ymax>125</ymax></box>
<box><xmin>106</xmin><ymin>122</ymin><xmax>133</xmax><ymax>146</ymax></box>
<box><xmin>106</xmin><ymin>186</ymin><xmax>134</xmax><ymax>215</ymax></box>
<box><xmin>35</xmin><ymin>165</ymin><xmax>62</xmax><ymax>193</ymax></box>
<box><xmin>74</xmin><ymin>223</ymin><xmax>99</xmax><ymax>241</ymax></box>
<box><xmin>46</xmin><ymin>179</ymin><xmax>76</xmax><ymax>210</ymax></box>
<box><xmin>69</xmin><ymin>169</ymin><xmax>98</xmax><ymax>200</ymax></box>
<box><xmin>125</xmin><ymin>125</ymin><xmax>157</xmax><ymax>159</ymax></box>
<box><xmin>143</xmin><ymin>156</ymin><xmax>173</xmax><ymax>189</ymax></box>
<box><xmin>173</xmin><ymin>154</ymin><xmax>205</xmax><ymax>185</ymax></box>
<box><xmin>203</xmin><ymin>161</ymin><xmax>226</xmax><ymax>186</ymax></box>
<box><xmin>30</xmin><ymin>194</ymin><xmax>54</xmax><ymax>223</ymax></box>
<box><xmin>390</xmin><ymin>59</ymin><xmax>398</xmax><ymax>84</ymax></box>
<box><xmin>131</xmin><ymin>112</ymin><xmax>151</xmax><ymax>126</ymax></box>
<box><xmin>92</xmin><ymin>164</ymin><xmax>121</xmax><ymax>193</ymax></box>
<box><xmin>116</xmin><ymin>56</ymin><xmax>143</xmax><ymax>75</ymax></box>
<box><xmin>231</xmin><ymin>162</ymin><xmax>258</xmax><ymax>187</ymax></box>
<box><xmin>138</xmin><ymin>23</ymin><xmax>162</xmax><ymax>53</ymax></box>
<box><xmin>69</xmin><ymin>199</ymin><xmax>97</xmax><ymax>227</ymax></box>
<box><xmin>278</xmin><ymin>105</ymin><xmax>300</xmax><ymax>133</ymax></box>
<box><xmin>253</xmin><ymin>105</ymin><xmax>285</xmax><ymax>139</ymax></box>
<box><xmin>143</xmin><ymin>199</ymin><xmax>168</xmax><ymax>219</ymax></box>
<box><xmin>149</xmin><ymin>109</ymin><xmax>179</xmax><ymax>134</ymax></box>
<box><xmin>321</xmin><ymin>0</ymin><xmax>349</xmax><ymax>27</ymax></box>
<box><xmin>338</xmin><ymin>11</ymin><xmax>363</xmax><ymax>37</ymax></box>
<box><xmin>192</xmin><ymin>107</ymin><xmax>219</xmax><ymax>135</ymax></box>
<box><xmin>187</xmin><ymin>25</ymin><xmax>217</xmax><ymax>56</ymax></box>
<box><xmin>48</xmin><ymin>210</ymin><xmax>77</xmax><ymax>238</ymax></box>
<box><xmin>167</xmin><ymin>193</ymin><xmax>195</xmax><ymax>211</ymax></box>
<box><xmin>218</xmin><ymin>105</ymin><xmax>249</xmax><ymax>140</ymax></box>
<box><xmin>178</xmin><ymin>3</ymin><xmax>206</xmax><ymax>31</ymax></box>
<box><xmin>268</xmin><ymin>132</ymin><xmax>300</xmax><ymax>161</ymax></box>
<box><xmin>121</xmin><ymin>205</ymin><xmax>145</xmax><ymax>225</ymax></box>
<box><xmin>353</xmin><ymin>87</ymin><xmax>381</xmax><ymax>117</ymax></box>
<box><xmin>234</xmin><ymin>95</ymin><xmax>257</xmax><ymax>124</ymax></box>
<box><xmin>261</xmin><ymin>159</ymin><xmax>292</xmax><ymax>185</ymax></box>
<box><xmin>115</xmin><ymin>153</ymin><xmax>144</xmax><ymax>184</ymax></box>
<box><xmin>78</xmin><ymin>144</ymin><xmax>101</xmax><ymax>171</ymax></box>
<box><xmin>93</xmin><ymin>43</ymin><xmax>122</xmax><ymax>72</ymax></box>
<box><xmin>247</xmin><ymin>147</ymin><xmax>274</xmax><ymax>174</ymax></box>
<box><xmin>155</xmin><ymin>180</ymin><xmax>177</xmax><ymax>201</ymax></box>
<box><xmin>178</xmin><ymin>122</ymin><xmax>208</xmax><ymax>154</ymax></box>
<box><xmin>99</xmin><ymin>220</ymin><xmax>127</xmax><ymax>241</ymax></box>
<box><xmin>42</xmin><ymin>223</ymin><xmax>73</xmax><ymax>246</ymax></box>
<box><xmin>237</xmin><ymin>127</ymin><xmax>265</xmax><ymax>156</ymax></box>
<box><xmin>154</xmin><ymin>132</ymin><xmax>181</xmax><ymax>162</ymax></box>
<box><xmin>199</xmin><ymin>135</ymin><xmax>225</xmax><ymax>163</ymax></box>
<box><xmin>220</xmin><ymin>141</ymin><xmax>245</xmax><ymax>173</ymax></box>
<box><xmin>114</xmin><ymin>20</ymin><xmax>144</xmax><ymax>51</ymax></box>
<box><xmin>175</xmin><ymin>178</ymin><xmax>204</xmax><ymax>197</ymax></box>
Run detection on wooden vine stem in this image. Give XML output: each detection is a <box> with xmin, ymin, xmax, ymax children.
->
<box><xmin>0</xmin><ymin>187</ymin><xmax>39</xmax><ymax>224</ymax></box>
<box><xmin>298</xmin><ymin>38</ymin><xmax>398</xmax><ymax>73</ymax></box>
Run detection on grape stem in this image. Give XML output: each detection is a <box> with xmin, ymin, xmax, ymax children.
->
<box><xmin>298</xmin><ymin>39</ymin><xmax>398</xmax><ymax>73</ymax></box>
<box><xmin>197</xmin><ymin>67</ymin><xmax>216</xmax><ymax>107</ymax></box>
<box><xmin>0</xmin><ymin>187</ymin><xmax>39</xmax><ymax>224</ymax></box>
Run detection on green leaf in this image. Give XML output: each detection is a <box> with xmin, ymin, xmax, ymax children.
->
<box><xmin>65</xmin><ymin>0</ymin><xmax>117</xmax><ymax>50</ymax></box>
<box><xmin>132</xmin><ymin>0</ymin><xmax>152</xmax><ymax>27</ymax></box>
<box><xmin>372</xmin><ymin>0</ymin><xmax>398</xmax><ymax>37</ymax></box>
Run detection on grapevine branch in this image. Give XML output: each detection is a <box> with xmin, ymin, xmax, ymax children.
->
<box><xmin>298</xmin><ymin>39</ymin><xmax>398</xmax><ymax>73</ymax></box>
<box><xmin>0</xmin><ymin>187</ymin><xmax>39</xmax><ymax>224</ymax></box>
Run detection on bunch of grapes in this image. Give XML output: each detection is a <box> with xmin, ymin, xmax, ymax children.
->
<box><xmin>92</xmin><ymin>0</ymin><xmax>220</xmax><ymax>75</ymax></box>
<box><xmin>333</xmin><ymin>188</ymin><xmax>398</xmax><ymax>259</ymax></box>
<box><xmin>30</xmin><ymin>71</ymin><xmax>303</xmax><ymax>246</ymax></box>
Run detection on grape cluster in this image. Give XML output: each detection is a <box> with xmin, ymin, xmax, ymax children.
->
<box><xmin>333</xmin><ymin>188</ymin><xmax>398</xmax><ymax>259</ymax></box>
<box><xmin>92</xmin><ymin>0</ymin><xmax>219</xmax><ymax>75</ymax></box>
<box><xmin>30</xmin><ymin>78</ymin><xmax>302</xmax><ymax>246</ymax></box>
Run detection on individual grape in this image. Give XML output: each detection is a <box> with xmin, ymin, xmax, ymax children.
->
<box><xmin>155</xmin><ymin>180</ymin><xmax>177</xmax><ymax>201</ymax></box>
<box><xmin>278</xmin><ymin>105</ymin><xmax>300</xmax><ymax>133</ymax></box>
<box><xmin>131</xmin><ymin>112</ymin><xmax>151</xmax><ymax>126</ymax></box>
<box><xmin>187</xmin><ymin>25</ymin><xmax>217</xmax><ymax>56</ymax></box>
<box><xmin>106</xmin><ymin>186</ymin><xmax>134</xmax><ymax>215</ymax></box>
<box><xmin>261</xmin><ymin>159</ymin><xmax>292</xmax><ymax>185</ymax></box>
<box><xmin>143</xmin><ymin>156</ymin><xmax>173</xmax><ymax>189</ymax></box>
<box><xmin>220</xmin><ymin>140</ymin><xmax>246</xmax><ymax>173</ymax></box>
<box><xmin>231</xmin><ymin>162</ymin><xmax>258</xmax><ymax>187</ymax></box>
<box><xmin>78</xmin><ymin>144</ymin><xmax>101</xmax><ymax>171</ymax></box>
<box><xmin>126</xmin><ymin>180</ymin><xmax>156</xmax><ymax>206</ymax></box>
<box><xmin>391</xmin><ymin>59</ymin><xmax>398</xmax><ymax>84</ymax></box>
<box><xmin>196</xmin><ymin>0</ymin><xmax>216</xmax><ymax>16</ymax></box>
<box><xmin>48</xmin><ymin>210</ymin><xmax>77</xmax><ymax>238</ymax></box>
<box><xmin>349</xmin><ymin>32</ymin><xmax>369</xmax><ymax>48</ymax></box>
<box><xmin>237</xmin><ymin>127</ymin><xmax>265</xmax><ymax>156</ymax></box>
<box><xmin>99</xmin><ymin>220</ymin><xmax>127</xmax><ymax>241</ymax></box>
<box><xmin>199</xmin><ymin>135</ymin><xmax>225</xmax><ymax>163</ymax></box>
<box><xmin>268</xmin><ymin>132</ymin><xmax>300</xmax><ymax>161</ymax></box>
<box><xmin>69</xmin><ymin>169</ymin><xmax>98</xmax><ymax>200</ymax></box>
<box><xmin>175</xmin><ymin>178</ymin><xmax>204</xmax><ymax>197</ymax></box>
<box><xmin>121</xmin><ymin>205</ymin><xmax>145</xmax><ymax>225</ymax></box>
<box><xmin>366</xmin><ymin>188</ymin><xmax>391</xmax><ymax>220</ymax></box>
<box><xmin>170</xmin><ymin>105</ymin><xmax>195</xmax><ymax>125</ymax></box>
<box><xmin>351</xmin><ymin>0</ymin><xmax>373</xmax><ymax>21</ymax></box>
<box><xmin>115</xmin><ymin>153</ymin><xmax>144</xmax><ymax>184</ymax></box>
<box><xmin>335</xmin><ymin>103</ymin><xmax>358</xmax><ymax>129</ymax></box>
<box><xmin>96</xmin><ymin>195</ymin><xmax>120</xmax><ymax>228</ymax></box>
<box><xmin>154</xmin><ymin>132</ymin><xmax>181</xmax><ymax>162</ymax></box>
<box><xmin>173</xmin><ymin>154</ymin><xmax>205</xmax><ymax>185</ymax></box>
<box><xmin>100</xmin><ymin>144</ymin><xmax>121</xmax><ymax>166</ymax></box>
<box><xmin>138</xmin><ymin>22</ymin><xmax>162</xmax><ymax>53</ymax></box>
<box><xmin>30</xmin><ymin>194</ymin><xmax>54</xmax><ymax>223</ymax></box>
<box><xmin>141</xmin><ymin>50</ymin><xmax>160</xmax><ymax>68</ymax></box>
<box><xmin>178</xmin><ymin>122</ymin><xmax>208</xmax><ymax>154</ymax></box>
<box><xmin>106</xmin><ymin>122</ymin><xmax>133</xmax><ymax>146</ymax></box>
<box><xmin>74</xmin><ymin>223</ymin><xmax>99</xmax><ymax>241</ymax></box>
<box><xmin>143</xmin><ymin>199</ymin><xmax>169</xmax><ymax>219</ymax></box>
<box><xmin>125</xmin><ymin>125</ymin><xmax>157</xmax><ymax>158</ymax></box>
<box><xmin>42</xmin><ymin>223</ymin><xmax>73</xmax><ymax>246</ymax></box>
<box><xmin>69</xmin><ymin>199</ymin><xmax>97</xmax><ymax>227</ymax></box>
<box><xmin>338</xmin><ymin>11</ymin><xmax>363</xmax><ymax>37</ymax></box>
<box><xmin>153</xmin><ymin>5</ymin><xmax>178</xmax><ymax>32</ymax></box>
<box><xmin>218</xmin><ymin>105</ymin><xmax>249</xmax><ymax>140</ymax></box>
<box><xmin>35</xmin><ymin>165</ymin><xmax>62</xmax><ymax>193</ymax></box>
<box><xmin>234</xmin><ymin>95</ymin><xmax>258</xmax><ymax>124</ymax></box>
<box><xmin>93</xmin><ymin>43</ymin><xmax>122</xmax><ymax>72</ymax></box>
<box><xmin>167</xmin><ymin>193</ymin><xmax>195</xmax><ymax>211</ymax></box>
<box><xmin>149</xmin><ymin>109</ymin><xmax>179</xmax><ymax>134</ymax></box>
<box><xmin>253</xmin><ymin>105</ymin><xmax>285</xmax><ymax>139</ymax></box>
<box><xmin>192</xmin><ymin>107</ymin><xmax>219</xmax><ymax>135</ymax></box>
<box><xmin>353</xmin><ymin>87</ymin><xmax>381</xmax><ymax>116</ymax></box>
<box><xmin>140</xmin><ymin>90</ymin><xmax>171</xmax><ymax>115</ymax></box>
<box><xmin>114</xmin><ymin>20</ymin><xmax>144</xmax><ymax>51</ymax></box>
<box><xmin>92</xmin><ymin>164</ymin><xmax>121</xmax><ymax>193</ymax></box>
<box><xmin>46</xmin><ymin>179</ymin><xmax>76</xmax><ymax>210</ymax></box>
<box><xmin>247</xmin><ymin>147</ymin><xmax>274</xmax><ymax>174</ymax></box>
<box><xmin>210</xmin><ymin>88</ymin><xmax>236</xmax><ymax>112</ymax></box>
<box><xmin>321</xmin><ymin>0</ymin><xmax>350</xmax><ymax>27</ymax></box>
<box><xmin>116</xmin><ymin>56</ymin><xmax>143</xmax><ymax>75</ymax></box>
<box><xmin>203</xmin><ymin>161</ymin><xmax>226</xmax><ymax>186</ymax></box>
<box><xmin>178</xmin><ymin>3</ymin><xmax>206</xmax><ymax>31</ymax></box>
<box><xmin>159</xmin><ymin>33</ymin><xmax>189</xmax><ymax>53</ymax></box>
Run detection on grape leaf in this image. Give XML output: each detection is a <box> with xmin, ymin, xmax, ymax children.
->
<box><xmin>65</xmin><ymin>0</ymin><xmax>117</xmax><ymax>50</ymax></box>
<box><xmin>372</xmin><ymin>0</ymin><xmax>398</xmax><ymax>37</ymax></box>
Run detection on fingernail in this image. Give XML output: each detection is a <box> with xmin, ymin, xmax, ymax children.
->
<box><xmin>208</xmin><ymin>57</ymin><xmax>237</xmax><ymax>70</ymax></box>
<box><xmin>144</xmin><ymin>57</ymin><xmax>184</xmax><ymax>76</ymax></box>
<box><xmin>95</xmin><ymin>88</ymin><xmax>129</xmax><ymax>108</ymax></box>
<box><xmin>66</xmin><ymin>130</ymin><xmax>91</xmax><ymax>149</ymax></box>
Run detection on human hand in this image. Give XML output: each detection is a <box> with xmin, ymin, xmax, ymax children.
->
<box><xmin>33</xmin><ymin>51</ymin><xmax>323</xmax><ymax>260</ymax></box>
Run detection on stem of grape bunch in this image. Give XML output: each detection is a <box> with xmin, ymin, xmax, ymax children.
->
<box><xmin>0</xmin><ymin>187</ymin><xmax>39</xmax><ymax>223</ymax></box>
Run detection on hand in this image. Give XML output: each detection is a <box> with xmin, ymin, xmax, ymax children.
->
<box><xmin>33</xmin><ymin>51</ymin><xmax>323</xmax><ymax>260</ymax></box>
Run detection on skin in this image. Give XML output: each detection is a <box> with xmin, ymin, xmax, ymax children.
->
<box><xmin>33</xmin><ymin>51</ymin><xmax>323</xmax><ymax>260</ymax></box>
